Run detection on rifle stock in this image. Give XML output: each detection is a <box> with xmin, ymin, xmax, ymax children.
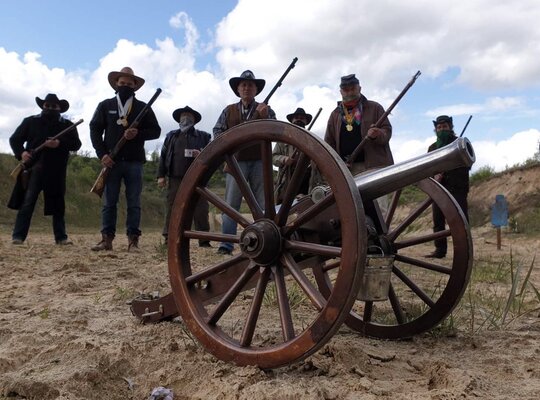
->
<box><xmin>10</xmin><ymin>118</ymin><xmax>84</xmax><ymax>180</ymax></box>
<box><xmin>90</xmin><ymin>166</ymin><xmax>110</xmax><ymax>197</ymax></box>
<box><xmin>90</xmin><ymin>88</ymin><xmax>162</xmax><ymax>197</ymax></box>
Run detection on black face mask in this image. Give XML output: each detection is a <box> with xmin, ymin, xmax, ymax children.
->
<box><xmin>117</xmin><ymin>86</ymin><xmax>135</xmax><ymax>103</ymax></box>
<box><xmin>41</xmin><ymin>109</ymin><xmax>60</xmax><ymax>121</ymax></box>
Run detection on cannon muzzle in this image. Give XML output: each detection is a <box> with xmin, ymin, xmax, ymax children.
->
<box><xmin>353</xmin><ymin>137</ymin><xmax>474</xmax><ymax>200</ymax></box>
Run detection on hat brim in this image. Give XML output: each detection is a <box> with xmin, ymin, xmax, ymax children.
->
<box><xmin>172</xmin><ymin>107</ymin><xmax>202</xmax><ymax>124</ymax></box>
<box><xmin>35</xmin><ymin>97</ymin><xmax>70</xmax><ymax>113</ymax></box>
<box><xmin>286</xmin><ymin>112</ymin><xmax>313</xmax><ymax>124</ymax></box>
<box><xmin>229</xmin><ymin>77</ymin><xmax>265</xmax><ymax>97</ymax></box>
<box><xmin>108</xmin><ymin>71</ymin><xmax>145</xmax><ymax>91</ymax></box>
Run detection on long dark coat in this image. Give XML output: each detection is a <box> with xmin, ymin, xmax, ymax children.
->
<box><xmin>8</xmin><ymin>113</ymin><xmax>82</xmax><ymax>215</ymax></box>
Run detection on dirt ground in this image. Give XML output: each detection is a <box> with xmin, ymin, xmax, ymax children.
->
<box><xmin>0</xmin><ymin>227</ymin><xmax>539</xmax><ymax>400</ymax></box>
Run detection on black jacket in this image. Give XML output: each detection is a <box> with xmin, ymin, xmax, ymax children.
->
<box><xmin>157</xmin><ymin>127</ymin><xmax>211</xmax><ymax>178</ymax></box>
<box><xmin>89</xmin><ymin>96</ymin><xmax>161</xmax><ymax>162</ymax></box>
<box><xmin>8</xmin><ymin>113</ymin><xmax>82</xmax><ymax>214</ymax></box>
<box><xmin>428</xmin><ymin>134</ymin><xmax>470</xmax><ymax>194</ymax></box>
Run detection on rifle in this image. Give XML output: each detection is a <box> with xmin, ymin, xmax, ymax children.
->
<box><xmin>10</xmin><ymin>118</ymin><xmax>84</xmax><ymax>180</ymax></box>
<box><xmin>274</xmin><ymin>106</ymin><xmax>322</xmax><ymax>201</ymax></box>
<box><xmin>307</xmin><ymin>107</ymin><xmax>323</xmax><ymax>130</ymax></box>
<box><xmin>346</xmin><ymin>70</ymin><xmax>421</xmax><ymax>167</ymax></box>
<box><xmin>459</xmin><ymin>115</ymin><xmax>473</xmax><ymax>137</ymax></box>
<box><xmin>246</xmin><ymin>57</ymin><xmax>298</xmax><ymax>120</ymax></box>
<box><xmin>90</xmin><ymin>88</ymin><xmax>162</xmax><ymax>197</ymax></box>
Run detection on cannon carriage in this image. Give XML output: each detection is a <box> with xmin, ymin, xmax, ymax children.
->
<box><xmin>131</xmin><ymin>120</ymin><xmax>475</xmax><ymax>369</ymax></box>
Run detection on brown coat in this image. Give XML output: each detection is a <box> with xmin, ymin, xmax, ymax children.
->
<box><xmin>325</xmin><ymin>95</ymin><xmax>394</xmax><ymax>169</ymax></box>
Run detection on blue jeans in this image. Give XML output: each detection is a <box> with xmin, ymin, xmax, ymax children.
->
<box><xmin>101</xmin><ymin>161</ymin><xmax>143</xmax><ymax>236</ymax></box>
<box><xmin>12</xmin><ymin>166</ymin><xmax>67</xmax><ymax>242</ymax></box>
<box><xmin>220</xmin><ymin>160</ymin><xmax>265</xmax><ymax>251</ymax></box>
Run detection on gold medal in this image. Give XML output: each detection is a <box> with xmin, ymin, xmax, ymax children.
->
<box><xmin>346</xmin><ymin>124</ymin><xmax>353</xmax><ymax>132</ymax></box>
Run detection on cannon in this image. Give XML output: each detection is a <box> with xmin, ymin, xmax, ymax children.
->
<box><xmin>131</xmin><ymin>120</ymin><xmax>475</xmax><ymax>369</ymax></box>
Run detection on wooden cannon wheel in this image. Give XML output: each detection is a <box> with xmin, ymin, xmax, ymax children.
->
<box><xmin>313</xmin><ymin>178</ymin><xmax>473</xmax><ymax>339</ymax></box>
<box><xmin>167</xmin><ymin>120</ymin><xmax>367</xmax><ymax>368</ymax></box>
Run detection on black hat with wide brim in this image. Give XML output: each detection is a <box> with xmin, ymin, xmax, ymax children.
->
<box><xmin>172</xmin><ymin>106</ymin><xmax>202</xmax><ymax>124</ymax></box>
<box><xmin>229</xmin><ymin>70</ymin><xmax>265</xmax><ymax>97</ymax></box>
<box><xmin>286</xmin><ymin>107</ymin><xmax>313</xmax><ymax>124</ymax></box>
<box><xmin>35</xmin><ymin>93</ymin><xmax>69</xmax><ymax>113</ymax></box>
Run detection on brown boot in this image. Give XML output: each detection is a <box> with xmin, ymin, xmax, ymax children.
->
<box><xmin>128</xmin><ymin>234</ymin><xmax>140</xmax><ymax>252</ymax></box>
<box><xmin>91</xmin><ymin>233</ymin><xmax>114</xmax><ymax>251</ymax></box>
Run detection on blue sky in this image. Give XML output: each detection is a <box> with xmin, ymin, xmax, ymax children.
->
<box><xmin>1</xmin><ymin>0</ymin><xmax>540</xmax><ymax>172</ymax></box>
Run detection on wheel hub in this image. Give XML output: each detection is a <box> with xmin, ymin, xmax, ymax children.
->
<box><xmin>239</xmin><ymin>219</ymin><xmax>282</xmax><ymax>265</ymax></box>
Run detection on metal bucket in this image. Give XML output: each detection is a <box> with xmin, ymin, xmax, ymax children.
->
<box><xmin>357</xmin><ymin>252</ymin><xmax>394</xmax><ymax>302</ymax></box>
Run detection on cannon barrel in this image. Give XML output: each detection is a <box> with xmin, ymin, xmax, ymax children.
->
<box><xmin>353</xmin><ymin>137</ymin><xmax>475</xmax><ymax>200</ymax></box>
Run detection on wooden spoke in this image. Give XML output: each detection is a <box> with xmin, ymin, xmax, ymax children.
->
<box><xmin>260</xmin><ymin>140</ymin><xmax>276</xmax><ymax>220</ymax></box>
<box><xmin>240</xmin><ymin>267</ymin><xmax>271</xmax><ymax>347</ymax></box>
<box><xmin>196</xmin><ymin>187</ymin><xmax>251</xmax><ymax>227</ymax></box>
<box><xmin>275</xmin><ymin>153</ymin><xmax>310</xmax><ymax>226</ymax></box>
<box><xmin>392</xmin><ymin>265</ymin><xmax>436</xmax><ymax>308</ymax></box>
<box><xmin>272</xmin><ymin>265</ymin><xmax>295</xmax><ymax>341</ymax></box>
<box><xmin>285</xmin><ymin>240</ymin><xmax>341</xmax><ymax>258</ymax></box>
<box><xmin>387</xmin><ymin>197</ymin><xmax>432</xmax><ymax>242</ymax></box>
<box><xmin>394</xmin><ymin>254</ymin><xmax>452</xmax><ymax>275</ymax></box>
<box><xmin>183</xmin><ymin>230</ymin><xmax>239</xmax><ymax>244</ymax></box>
<box><xmin>225</xmin><ymin>154</ymin><xmax>264</xmax><ymax>220</ymax></box>
<box><xmin>186</xmin><ymin>254</ymin><xmax>249</xmax><ymax>285</ymax></box>
<box><xmin>281</xmin><ymin>252</ymin><xmax>326</xmax><ymax>310</ymax></box>
<box><xmin>394</xmin><ymin>229</ymin><xmax>451</xmax><ymax>249</ymax></box>
<box><xmin>207</xmin><ymin>263</ymin><xmax>258</xmax><ymax>325</ymax></box>
<box><xmin>282</xmin><ymin>193</ymin><xmax>335</xmax><ymax>236</ymax></box>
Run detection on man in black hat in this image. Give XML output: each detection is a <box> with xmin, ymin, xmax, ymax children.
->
<box><xmin>90</xmin><ymin>67</ymin><xmax>161</xmax><ymax>251</ymax></box>
<box><xmin>272</xmin><ymin>107</ymin><xmax>313</xmax><ymax>203</ymax></box>
<box><xmin>426</xmin><ymin>115</ymin><xmax>470</xmax><ymax>258</ymax></box>
<box><xmin>157</xmin><ymin>106</ymin><xmax>211</xmax><ymax>246</ymax></box>
<box><xmin>8</xmin><ymin>93</ymin><xmax>82</xmax><ymax>245</ymax></box>
<box><xmin>213</xmin><ymin>70</ymin><xmax>276</xmax><ymax>255</ymax></box>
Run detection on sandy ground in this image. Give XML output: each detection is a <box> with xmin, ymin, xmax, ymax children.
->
<box><xmin>1</xmin><ymin>229</ymin><xmax>539</xmax><ymax>400</ymax></box>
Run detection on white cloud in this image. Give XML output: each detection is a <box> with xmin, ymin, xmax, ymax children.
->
<box><xmin>1</xmin><ymin>0</ymin><xmax>540</xmax><ymax>176</ymax></box>
<box><xmin>392</xmin><ymin>129</ymin><xmax>540</xmax><ymax>173</ymax></box>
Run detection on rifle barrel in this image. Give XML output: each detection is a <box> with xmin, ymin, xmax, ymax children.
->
<box><xmin>459</xmin><ymin>115</ymin><xmax>473</xmax><ymax>138</ymax></box>
<box><xmin>307</xmin><ymin>107</ymin><xmax>322</xmax><ymax>130</ymax></box>
<box><xmin>246</xmin><ymin>58</ymin><xmax>298</xmax><ymax>120</ymax></box>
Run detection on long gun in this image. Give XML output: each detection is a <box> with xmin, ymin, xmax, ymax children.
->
<box><xmin>10</xmin><ymin>118</ymin><xmax>84</xmax><ymax>180</ymax></box>
<box><xmin>346</xmin><ymin>70</ymin><xmax>421</xmax><ymax>167</ymax></box>
<box><xmin>90</xmin><ymin>88</ymin><xmax>162</xmax><ymax>197</ymax></box>
<box><xmin>459</xmin><ymin>115</ymin><xmax>473</xmax><ymax>138</ymax></box>
<box><xmin>246</xmin><ymin>57</ymin><xmax>298</xmax><ymax>120</ymax></box>
<box><xmin>307</xmin><ymin>107</ymin><xmax>323</xmax><ymax>130</ymax></box>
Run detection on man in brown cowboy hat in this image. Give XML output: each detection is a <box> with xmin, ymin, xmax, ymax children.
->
<box><xmin>272</xmin><ymin>107</ymin><xmax>313</xmax><ymax>203</ymax></box>
<box><xmin>90</xmin><ymin>67</ymin><xmax>161</xmax><ymax>251</ymax></box>
<box><xmin>8</xmin><ymin>93</ymin><xmax>82</xmax><ymax>245</ymax></box>
<box><xmin>213</xmin><ymin>70</ymin><xmax>277</xmax><ymax>255</ymax></box>
<box><xmin>157</xmin><ymin>105</ymin><xmax>211</xmax><ymax>247</ymax></box>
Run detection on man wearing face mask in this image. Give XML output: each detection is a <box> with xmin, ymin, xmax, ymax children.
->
<box><xmin>157</xmin><ymin>106</ymin><xmax>211</xmax><ymax>246</ymax></box>
<box><xmin>90</xmin><ymin>67</ymin><xmax>161</xmax><ymax>251</ymax></box>
<box><xmin>213</xmin><ymin>70</ymin><xmax>276</xmax><ymax>255</ymax></box>
<box><xmin>426</xmin><ymin>115</ymin><xmax>470</xmax><ymax>259</ymax></box>
<box><xmin>8</xmin><ymin>93</ymin><xmax>82</xmax><ymax>245</ymax></box>
<box><xmin>325</xmin><ymin>74</ymin><xmax>393</xmax><ymax>175</ymax></box>
<box><xmin>272</xmin><ymin>107</ymin><xmax>313</xmax><ymax>203</ymax></box>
